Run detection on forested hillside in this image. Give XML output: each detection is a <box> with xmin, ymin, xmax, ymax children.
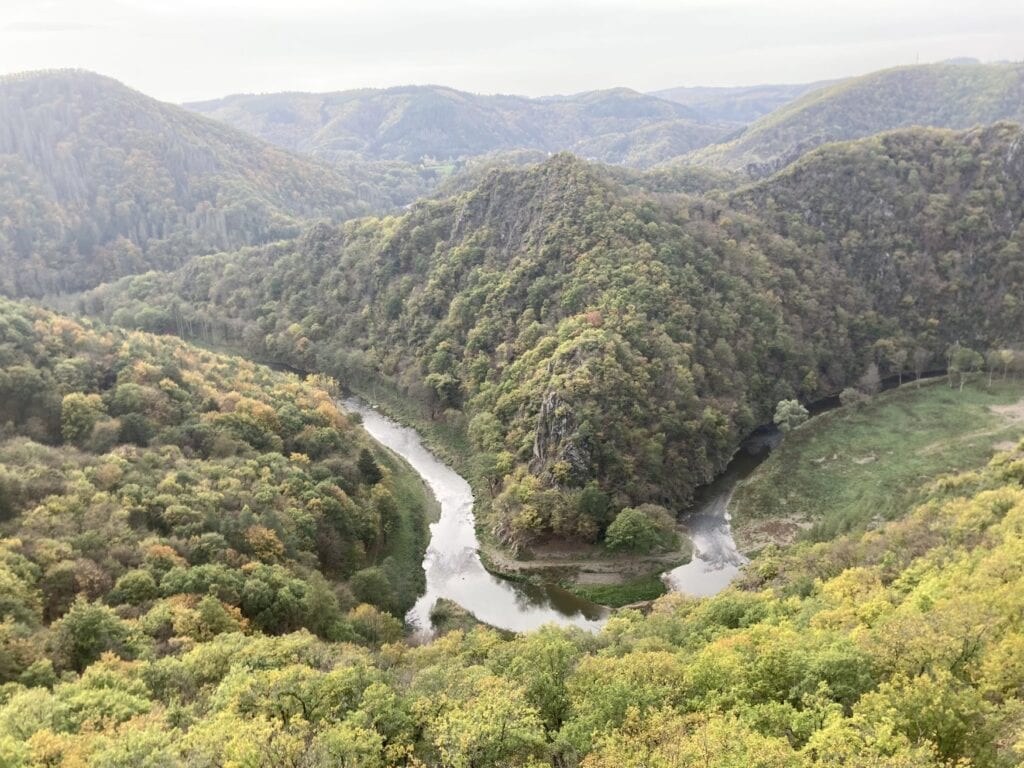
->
<box><xmin>729</xmin><ymin>121</ymin><xmax>1024</xmax><ymax>342</ymax></box>
<box><xmin>0</xmin><ymin>71</ymin><xmax>373</xmax><ymax>297</ymax></box>
<box><xmin>650</xmin><ymin>79</ymin><xmax>835</xmax><ymax>124</ymax></box>
<box><xmin>84</xmin><ymin>122</ymin><xmax>1024</xmax><ymax>553</ymax></box>
<box><xmin>0</xmin><ymin>299</ymin><xmax>432</xmax><ymax>680</ymax></box>
<box><xmin>185</xmin><ymin>85</ymin><xmax>730</xmax><ymax>168</ymax></box>
<box><xmin>2</xmin><ymin>421</ymin><xmax>1023</xmax><ymax>766</ymax></box>
<box><xmin>691</xmin><ymin>61</ymin><xmax>1024</xmax><ymax>174</ymax></box>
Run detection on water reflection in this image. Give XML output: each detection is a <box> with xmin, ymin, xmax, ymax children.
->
<box><xmin>663</xmin><ymin>432</ymin><xmax>779</xmax><ymax>596</ymax></box>
<box><xmin>344</xmin><ymin>399</ymin><xmax>608</xmax><ymax>638</ymax></box>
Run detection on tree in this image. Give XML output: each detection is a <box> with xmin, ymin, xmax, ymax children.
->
<box><xmin>349</xmin><ymin>567</ymin><xmax>397</xmax><ymax>615</ymax></box>
<box><xmin>947</xmin><ymin>343</ymin><xmax>984</xmax><ymax>391</ymax></box>
<box><xmin>773</xmin><ymin>399</ymin><xmax>809</xmax><ymax>433</ymax></box>
<box><xmin>987</xmin><ymin>348</ymin><xmax>1015</xmax><ymax>385</ymax></box>
<box><xmin>605</xmin><ymin>505</ymin><xmax>677</xmax><ymax>553</ymax></box>
<box><xmin>51</xmin><ymin>598</ymin><xmax>134</xmax><ymax>672</ymax></box>
<box><xmin>432</xmin><ymin>675</ymin><xmax>547</xmax><ymax>768</ymax></box>
<box><xmin>856</xmin><ymin>362</ymin><xmax>881</xmax><ymax>396</ymax></box>
<box><xmin>61</xmin><ymin>392</ymin><xmax>105</xmax><ymax>447</ymax></box>
<box><xmin>358</xmin><ymin>448</ymin><xmax>383</xmax><ymax>486</ymax></box>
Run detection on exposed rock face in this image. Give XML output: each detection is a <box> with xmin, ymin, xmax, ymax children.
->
<box><xmin>531</xmin><ymin>390</ymin><xmax>592</xmax><ymax>486</ymax></box>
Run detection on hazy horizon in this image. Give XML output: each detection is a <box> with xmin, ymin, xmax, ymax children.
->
<box><xmin>2</xmin><ymin>0</ymin><xmax>1022</xmax><ymax>103</ymax></box>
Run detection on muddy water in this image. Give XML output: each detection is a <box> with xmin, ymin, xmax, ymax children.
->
<box><xmin>344</xmin><ymin>399</ymin><xmax>608</xmax><ymax>638</ymax></box>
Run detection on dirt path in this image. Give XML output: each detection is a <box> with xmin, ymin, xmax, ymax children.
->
<box><xmin>915</xmin><ymin>398</ymin><xmax>1024</xmax><ymax>455</ymax></box>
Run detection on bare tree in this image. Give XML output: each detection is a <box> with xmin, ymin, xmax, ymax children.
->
<box><xmin>857</xmin><ymin>362</ymin><xmax>881</xmax><ymax>396</ymax></box>
<box><xmin>912</xmin><ymin>348</ymin><xmax>930</xmax><ymax>387</ymax></box>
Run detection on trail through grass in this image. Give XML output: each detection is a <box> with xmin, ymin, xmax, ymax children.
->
<box><xmin>732</xmin><ymin>377</ymin><xmax>1024</xmax><ymax>546</ymax></box>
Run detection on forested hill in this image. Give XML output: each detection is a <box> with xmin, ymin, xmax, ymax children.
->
<box><xmin>184</xmin><ymin>85</ymin><xmax>731</xmax><ymax>168</ymax></box>
<box><xmin>0</xmin><ymin>298</ymin><xmax>431</xmax><ymax>670</ymax></box>
<box><xmin>85</xmin><ymin>123</ymin><xmax>1024</xmax><ymax>552</ymax></box>
<box><xmin>729</xmin><ymin>122</ymin><xmax>1024</xmax><ymax>342</ymax></box>
<box><xmin>690</xmin><ymin>61</ymin><xmax>1024</xmax><ymax>175</ymax></box>
<box><xmin>0</xmin><ymin>70</ymin><xmax>372</xmax><ymax>297</ymax></box>
<box><xmin>650</xmin><ymin>79</ymin><xmax>835</xmax><ymax>124</ymax></box>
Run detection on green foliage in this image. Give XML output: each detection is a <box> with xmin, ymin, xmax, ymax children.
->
<box><xmin>85</xmin><ymin>126</ymin><xmax>1024</xmax><ymax>552</ymax></box>
<box><xmin>733</xmin><ymin>379</ymin><xmax>1024</xmax><ymax>542</ymax></box>
<box><xmin>0</xmin><ymin>439</ymin><xmax>1022</xmax><ymax>765</ymax></box>
<box><xmin>188</xmin><ymin>85</ymin><xmax>730</xmax><ymax>168</ymax></box>
<box><xmin>773</xmin><ymin>399</ymin><xmax>809</xmax><ymax>433</ymax></box>
<box><xmin>0</xmin><ymin>70</ymin><xmax>372</xmax><ymax>296</ymax></box>
<box><xmin>358</xmin><ymin>448</ymin><xmax>383</xmax><ymax>486</ymax></box>
<box><xmin>51</xmin><ymin>598</ymin><xmax>134</xmax><ymax>672</ymax></box>
<box><xmin>0</xmin><ymin>299</ymin><xmax>433</xmax><ymax>672</ymax></box>
<box><xmin>694</xmin><ymin>61</ymin><xmax>1024</xmax><ymax>173</ymax></box>
<box><xmin>604</xmin><ymin>505</ymin><xmax>678</xmax><ymax>553</ymax></box>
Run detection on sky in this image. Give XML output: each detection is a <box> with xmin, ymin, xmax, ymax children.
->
<box><xmin>1</xmin><ymin>0</ymin><xmax>1022</xmax><ymax>102</ymax></box>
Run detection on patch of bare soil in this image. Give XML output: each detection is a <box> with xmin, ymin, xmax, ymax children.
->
<box><xmin>990</xmin><ymin>399</ymin><xmax>1024</xmax><ymax>422</ymax></box>
<box><xmin>734</xmin><ymin>513</ymin><xmax>813</xmax><ymax>553</ymax></box>
<box><xmin>481</xmin><ymin>538</ymin><xmax>691</xmax><ymax>587</ymax></box>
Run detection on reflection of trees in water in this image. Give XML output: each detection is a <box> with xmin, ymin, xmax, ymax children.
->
<box><xmin>347</xmin><ymin>397</ymin><xmax>608</xmax><ymax>632</ymax></box>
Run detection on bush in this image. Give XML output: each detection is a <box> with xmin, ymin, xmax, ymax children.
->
<box><xmin>604</xmin><ymin>504</ymin><xmax>678</xmax><ymax>553</ymax></box>
<box><xmin>52</xmin><ymin>598</ymin><xmax>134</xmax><ymax>672</ymax></box>
<box><xmin>773</xmin><ymin>399</ymin><xmax>809</xmax><ymax>433</ymax></box>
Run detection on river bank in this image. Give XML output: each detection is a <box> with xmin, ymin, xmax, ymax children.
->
<box><xmin>345</xmin><ymin>398</ymin><xmax>610</xmax><ymax>637</ymax></box>
<box><xmin>730</xmin><ymin>377</ymin><xmax>1024</xmax><ymax>548</ymax></box>
<box><xmin>344</xmin><ymin>380</ymin><xmax>713</xmax><ymax>607</ymax></box>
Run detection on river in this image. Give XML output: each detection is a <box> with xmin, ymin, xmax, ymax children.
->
<box><xmin>345</xmin><ymin>399</ymin><xmax>609</xmax><ymax>637</ymax></box>
<box><xmin>662</xmin><ymin>431</ymin><xmax>780</xmax><ymax>596</ymax></box>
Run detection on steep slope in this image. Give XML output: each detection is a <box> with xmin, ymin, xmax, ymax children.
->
<box><xmin>81</xmin><ymin>124</ymin><xmax>1024</xmax><ymax>552</ymax></box>
<box><xmin>690</xmin><ymin>61</ymin><xmax>1024</xmax><ymax>175</ymax></box>
<box><xmin>0</xmin><ymin>404</ymin><xmax>1021</xmax><ymax>765</ymax></box>
<box><xmin>0</xmin><ymin>70</ymin><xmax>372</xmax><ymax>297</ymax></box>
<box><xmin>729</xmin><ymin>121</ymin><xmax>1024</xmax><ymax>341</ymax></box>
<box><xmin>0</xmin><ymin>299</ymin><xmax>433</xmax><ymax>662</ymax></box>
<box><xmin>651</xmin><ymin>79</ymin><xmax>836</xmax><ymax>124</ymax></box>
<box><xmin>185</xmin><ymin>85</ymin><xmax>730</xmax><ymax>167</ymax></box>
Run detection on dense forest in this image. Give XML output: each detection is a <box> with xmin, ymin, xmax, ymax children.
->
<box><xmin>185</xmin><ymin>86</ymin><xmax>731</xmax><ymax>169</ymax></box>
<box><xmin>690</xmin><ymin>61</ymin><xmax>1024</xmax><ymax>175</ymax></box>
<box><xmin>1</xmin><ymin>400</ymin><xmax>1022</xmax><ymax>765</ymax></box>
<box><xmin>1</xmin><ymin>56</ymin><xmax>1024</xmax><ymax>765</ymax></box>
<box><xmin>0</xmin><ymin>299</ymin><xmax>432</xmax><ymax>677</ymax></box>
<box><xmin>82</xmin><ymin>122</ymin><xmax>1024</xmax><ymax>554</ymax></box>
<box><xmin>0</xmin><ymin>71</ymin><xmax>378</xmax><ymax>297</ymax></box>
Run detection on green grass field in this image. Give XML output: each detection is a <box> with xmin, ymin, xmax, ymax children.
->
<box><xmin>732</xmin><ymin>377</ymin><xmax>1024</xmax><ymax>544</ymax></box>
<box><xmin>568</xmin><ymin>574</ymin><xmax>669</xmax><ymax>607</ymax></box>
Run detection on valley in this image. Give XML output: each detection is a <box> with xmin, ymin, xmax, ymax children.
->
<box><xmin>0</xmin><ymin>51</ymin><xmax>1023</xmax><ymax>766</ymax></box>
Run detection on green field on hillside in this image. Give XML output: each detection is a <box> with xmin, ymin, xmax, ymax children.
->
<box><xmin>732</xmin><ymin>377</ymin><xmax>1024</xmax><ymax>544</ymax></box>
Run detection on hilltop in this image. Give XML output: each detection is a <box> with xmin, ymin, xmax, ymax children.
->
<box><xmin>689</xmin><ymin>61</ymin><xmax>1024</xmax><ymax>174</ymax></box>
<box><xmin>83</xmin><ymin>122</ymin><xmax>1024</xmax><ymax>554</ymax></box>
<box><xmin>185</xmin><ymin>85</ymin><xmax>730</xmax><ymax>167</ymax></box>
<box><xmin>0</xmin><ymin>70</ymin><xmax>372</xmax><ymax>296</ymax></box>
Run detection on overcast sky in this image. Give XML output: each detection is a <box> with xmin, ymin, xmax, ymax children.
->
<box><xmin>1</xmin><ymin>0</ymin><xmax>1021</xmax><ymax>102</ymax></box>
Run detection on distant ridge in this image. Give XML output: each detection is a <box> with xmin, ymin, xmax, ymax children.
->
<box><xmin>0</xmin><ymin>69</ymin><xmax>368</xmax><ymax>296</ymax></box>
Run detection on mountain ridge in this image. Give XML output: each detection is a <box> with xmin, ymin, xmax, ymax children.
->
<box><xmin>0</xmin><ymin>69</ymin><xmax>375</xmax><ymax>296</ymax></box>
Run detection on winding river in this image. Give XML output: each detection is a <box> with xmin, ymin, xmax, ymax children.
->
<box><xmin>345</xmin><ymin>399</ymin><xmax>609</xmax><ymax>637</ymax></box>
<box><xmin>345</xmin><ymin>399</ymin><xmax>787</xmax><ymax>635</ymax></box>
